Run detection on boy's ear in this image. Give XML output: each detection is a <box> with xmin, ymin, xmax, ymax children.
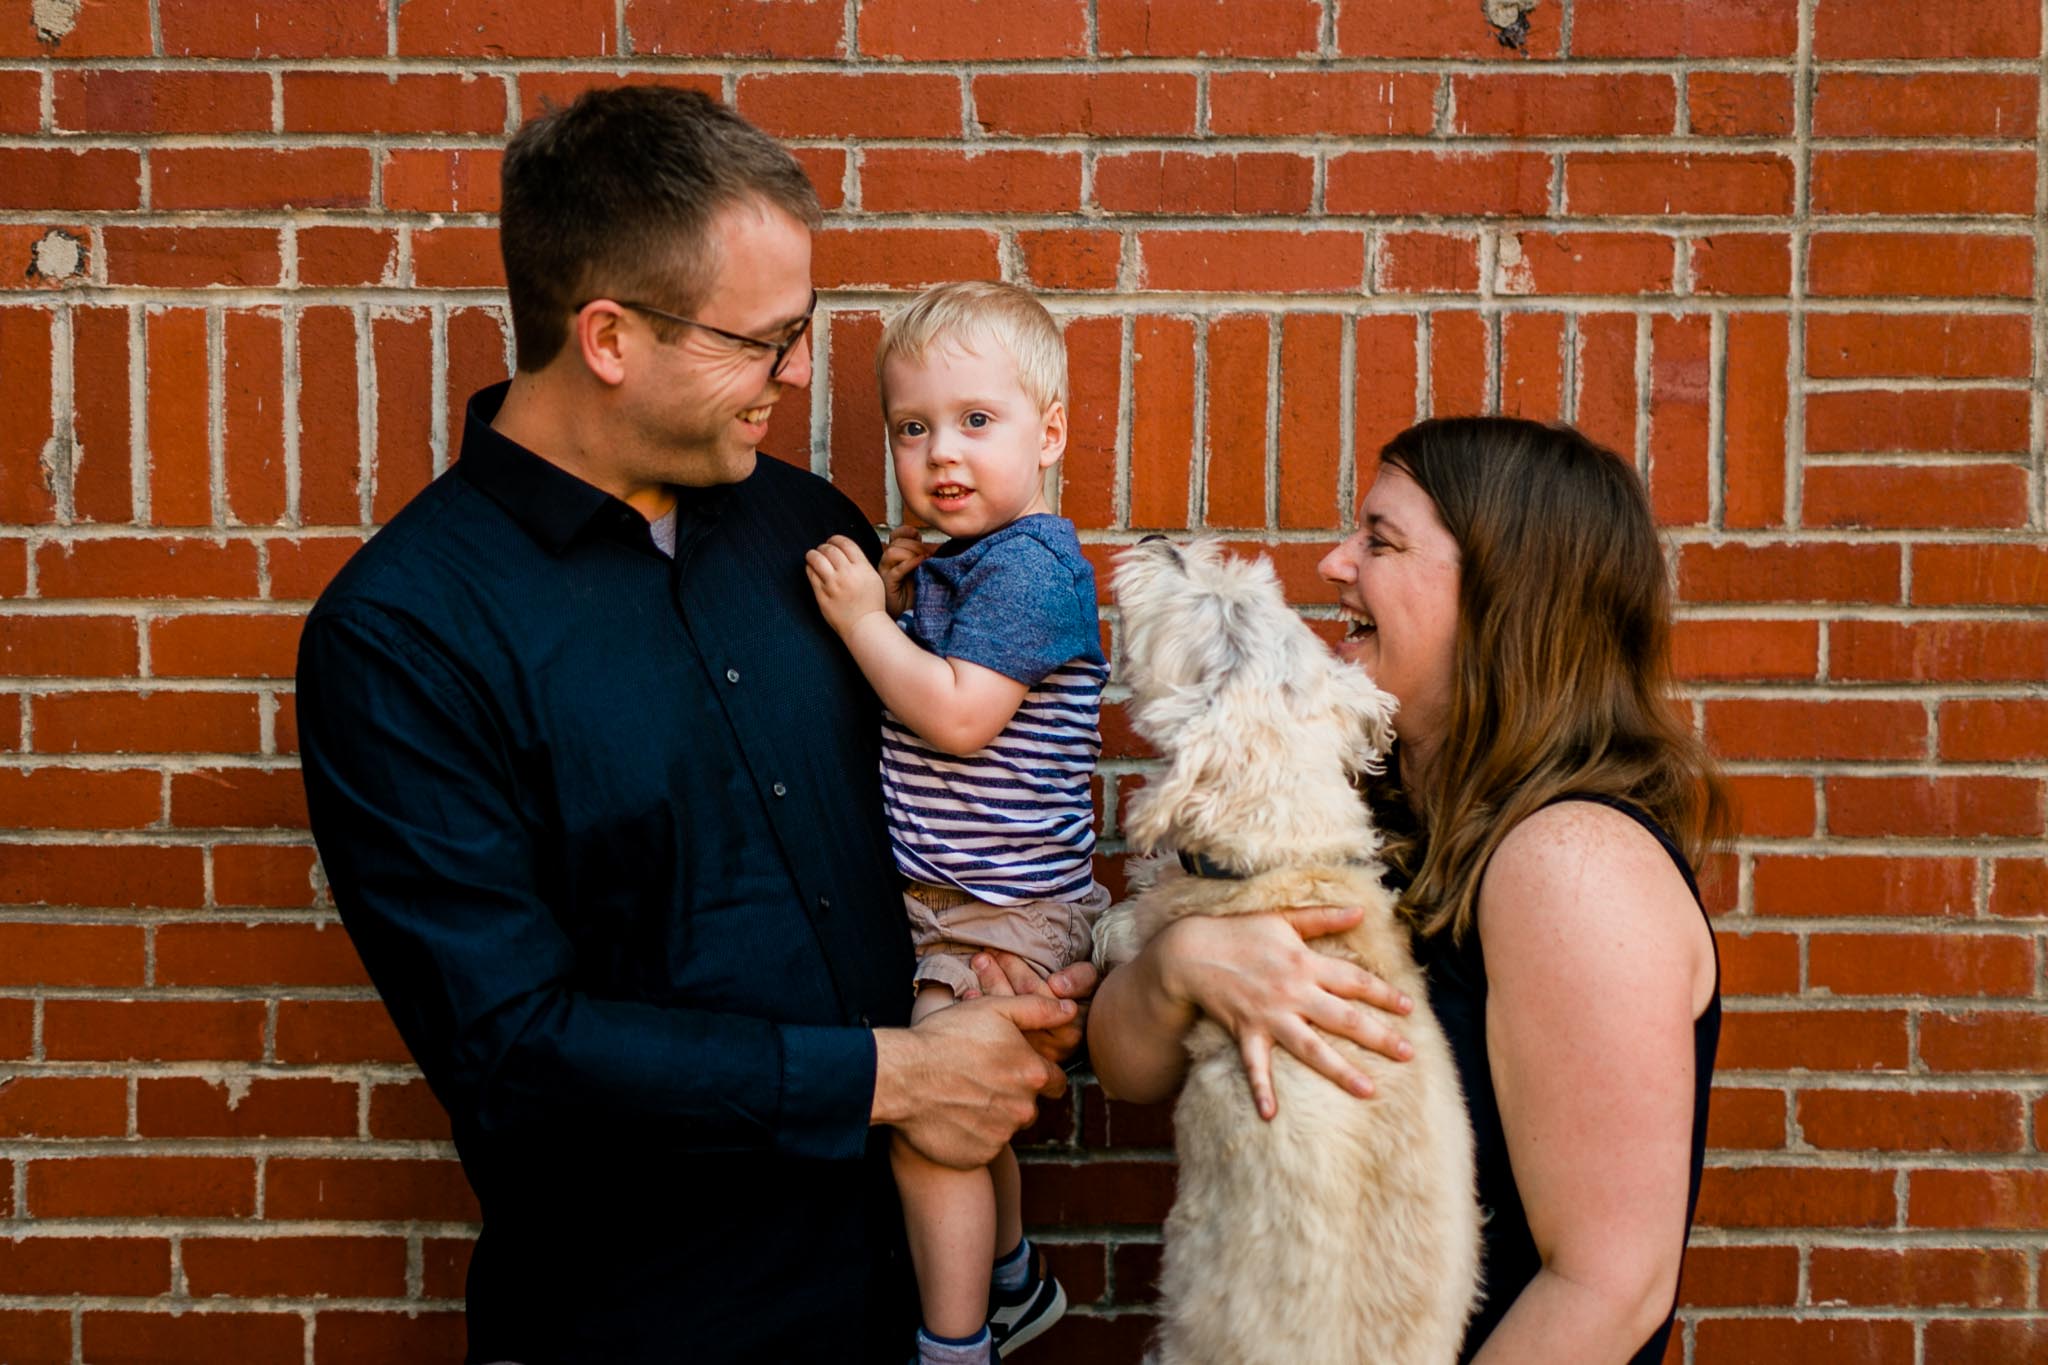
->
<box><xmin>1039</xmin><ymin>400</ymin><xmax>1067</xmax><ymax>468</ymax></box>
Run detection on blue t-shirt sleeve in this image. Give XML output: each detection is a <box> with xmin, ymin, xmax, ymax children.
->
<box><xmin>939</xmin><ymin>537</ymin><xmax>1102</xmax><ymax>686</ymax></box>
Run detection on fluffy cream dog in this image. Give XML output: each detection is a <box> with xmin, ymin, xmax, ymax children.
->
<box><xmin>1095</xmin><ymin>537</ymin><xmax>1481</xmax><ymax>1365</ymax></box>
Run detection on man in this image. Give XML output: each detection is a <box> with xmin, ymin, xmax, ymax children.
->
<box><xmin>296</xmin><ymin>87</ymin><xmax>1091</xmax><ymax>1364</ymax></box>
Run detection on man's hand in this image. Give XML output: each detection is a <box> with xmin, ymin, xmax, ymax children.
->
<box><xmin>805</xmin><ymin>535</ymin><xmax>888</xmax><ymax>638</ymax></box>
<box><xmin>966</xmin><ymin>953</ymin><xmax>1100</xmax><ymax>1095</ymax></box>
<box><xmin>879</xmin><ymin>524</ymin><xmax>929</xmax><ymax>618</ymax></box>
<box><xmin>872</xmin><ymin>994</ymin><xmax>1075</xmax><ymax>1170</ymax></box>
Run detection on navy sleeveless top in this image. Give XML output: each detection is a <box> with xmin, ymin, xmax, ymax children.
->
<box><xmin>1409</xmin><ymin>793</ymin><xmax>1720</xmax><ymax>1363</ymax></box>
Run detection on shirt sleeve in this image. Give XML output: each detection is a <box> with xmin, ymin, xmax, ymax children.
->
<box><xmin>938</xmin><ymin>537</ymin><xmax>1103</xmax><ymax>686</ymax></box>
<box><xmin>296</xmin><ymin>605</ymin><xmax>877</xmax><ymax>1162</ymax></box>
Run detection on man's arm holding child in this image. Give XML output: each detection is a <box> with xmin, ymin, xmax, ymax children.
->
<box><xmin>808</xmin><ymin>534</ymin><xmax>1027</xmax><ymax>755</ymax></box>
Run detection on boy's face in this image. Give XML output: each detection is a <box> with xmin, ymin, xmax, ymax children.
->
<box><xmin>882</xmin><ymin>338</ymin><xmax>1066</xmax><ymax>540</ymax></box>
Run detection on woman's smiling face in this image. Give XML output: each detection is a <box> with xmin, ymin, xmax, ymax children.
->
<box><xmin>1316</xmin><ymin>464</ymin><xmax>1462</xmax><ymax>756</ymax></box>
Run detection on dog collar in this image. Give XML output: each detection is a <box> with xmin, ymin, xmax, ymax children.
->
<box><xmin>1178</xmin><ymin>849</ymin><xmax>1246</xmax><ymax>880</ymax></box>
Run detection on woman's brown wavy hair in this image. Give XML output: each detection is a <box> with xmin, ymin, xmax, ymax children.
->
<box><xmin>1361</xmin><ymin>416</ymin><xmax>1730</xmax><ymax>942</ymax></box>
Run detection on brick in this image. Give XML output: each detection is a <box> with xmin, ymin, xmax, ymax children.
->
<box><xmin>0</xmin><ymin>1237</ymin><xmax>171</xmax><ymax>1295</ymax></box>
<box><xmin>30</xmin><ymin>1155</ymin><xmax>255</xmax><ymax>1218</ymax></box>
<box><xmin>1943</xmin><ymin>700</ymin><xmax>2048</xmax><ymax>763</ymax></box>
<box><xmin>1815</xmin><ymin>73</ymin><xmax>2039</xmax><ymax>139</ymax></box>
<box><xmin>297</xmin><ymin>226</ymin><xmax>399</xmax><ymax>288</ymax></box>
<box><xmin>1809</xmin><ymin>386</ymin><xmax>2031</xmax><ymax>451</ymax></box>
<box><xmin>1811</xmin><ymin>931</ymin><xmax>2034</xmax><ymax>998</ymax></box>
<box><xmin>1496</xmin><ymin>231</ymin><xmax>1675</xmax><ymax>298</ymax></box>
<box><xmin>1829</xmin><ymin>774</ymin><xmax>2042</xmax><ymax>839</ymax></box>
<box><xmin>44</xmin><ymin>999</ymin><xmax>265</xmax><ymax>1061</ymax></box>
<box><xmin>1924</xmin><ymin>1320</ymin><xmax>2048</xmax><ymax>1363</ymax></box>
<box><xmin>1101</xmin><ymin>0</ymin><xmax>1322</xmax><ymax>54</ymax></box>
<box><xmin>1453</xmin><ymin>73</ymin><xmax>1676</xmax><ymax>136</ymax></box>
<box><xmin>169</xmin><ymin>767</ymin><xmax>309</xmax><ymax>828</ymax></box>
<box><xmin>138</xmin><ymin>1075</ymin><xmax>359</xmax><ymax>1139</ymax></box>
<box><xmin>1808</xmin><ymin>232</ymin><xmax>2034</xmax><ymax>299</ymax></box>
<box><xmin>514</xmin><ymin>70</ymin><xmax>723</xmax><ymax>119</ymax></box>
<box><xmin>39</xmin><ymin>536</ymin><xmax>258</xmax><ymax>601</ymax></box>
<box><xmin>1989</xmin><ymin>858</ymin><xmax>2048</xmax><ymax>919</ymax></box>
<box><xmin>383</xmin><ymin>148</ymin><xmax>502</xmax><ymax>214</ymax></box>
<box><xmin>268</xmin><ymin>1157</ymin><xmax>481</xmax><ymax>1221</ymax></box>
<box><xmin>1814</xmin><ymin>150</ymin><xmax>2036</xmax><ymax>218</ymax></box>
<box><xmin>1139</xmin><ymin>230</ymin><xmax>1363</xmax><ymax>293</ymax></box>
<box><xmin>1202</xmin><ymin>314</ymin><xmax>1268</xmax><ymax>531</ymax></box>
<box><xmin>154</xmin><ymin>148</ymin><xmax>373</xmax><ymax>212</ymax></box>
<box><xmin>1831</xmin><ymin>620</ymin><xmax>2048</xmax><ymax>685</ymax></box>
<box><xmin>445</xmin><ymin>307</ymin><xmax>511</xmax><ymax>465</ymax></box>
<box><xmin>793</xmin><ymin>146</ymin><xmax>846</xmax><ymax>213</ymax></box>
<box><xmin>285</xmin><ymin>71</ymin><xmax>508</xmax><ymax>134</ymax></box>
<box><xmin>1428</xmin><ymin>309</ymin><xmax>1488</xmax><ymax>417</ymax></box>
<box><xmin>157</xmin><ymin>920</ymin><xmax>366</xmax><ymax>988</ymax></box>
<box><xmin>1021</xmin><ymin>1158</ymin><xmax>1176</xmax><ymax>1224</ymax></box>
<box><xmin>1096</xmin><ymin>151</ymin><xmax>1312</xmax><ymax>216</ymax></box>
<box><xmin>163</xmin><ymin>0</ymin><xmax>386</xmax><ymax>56</ymax></box>
<box><xmin>31</xmin><ymin>690</ymin><xmax>259</xmax><ymax>755</ymax></box>
<box><xmin>1058</xmin><ymin>316</ymin><xmax>1119</xmax><ymax>531</ymax></box>
<box><xmin>1706</xmin><ymin>698</ymin><xmax>1922</xmax><ymax>761</ymax></box>
<box><xmin>1705</xmin><ymin>1088</ymin><xmax>1787</xmax><ymax>1150</ymax></box>
<box><xmin>184</xmin><ymin>1236</ymin><xmax>406</xmax><ymax>1300</ymax></box>
<box><xmin>0</xmin><ymin>1000</ymin><xmax>27</xmax><ymax>1059</ymax></box>
<box><xmin>1575</xmin><ymin>0</ymin><xmax>1798</xmax><ymax>55</ymax></box>
<box><xmin>1922</xmin><ymin>1011</ymin><xmax>2048</xmax><ymax>1073</ymax></box>
<box><xmin>275</xmin><ymin>999</ymin><xmax>412</xmax><ymax>1064</ymax></box>
<box><xmin>268</xmin><ymin>536</ymin><xmax>367</xmax><ymax>605</ymax></box>
<box><xmin>0</xmin><ymin>842</ymin><xmax>202</xmax><ymax>907</ymax></box>
<box><xmin>1647</xmin><ymin>314</ymin><xmax>1710</xmax><ymax>525</ymax></box>
<box><xmin>412</xmin><ymin>225</ymin><xmax>506</xmax><ymax>290</ymax></box>
<box><xmin>422</xmin><ymin>1237</ymin><xmax>474</xmax><ymax>1298</ymax></box>
<box><xmin>822</xmin><ymin>310</ymin><xmax>884</xmax><ymax>524</ymax></box>
<box><xmin>314</xmin><ymin>1311</ymin><xmax>469</xmax><ymax>1365</ymax></box>
<box><xmin>0</xmin><ymin>922</ymin><xmax>144</xmax><ymax>984</ymax></box>
<box><xmin>1726</xmin><ymin>775</ymin><xmax>1816</xmax><ymax>839</ymax></box>
<box><xmin>1130</xmin><ymin>316</ymin><xmax>1197</xmax><ymax>529</ymax></box>
<box><xmin>298</xmin><ymin>307</ymin><xmax>366</xmax><ymax>526</ymax></box>
<box><xmin>1720</xmin><ymin>1008</ymin><xmax>1909</xmax><ymax>1071</ymax></box>
<box><xmin>1804</xmin><ymin>464</ymin><xmax>2028</xmax><ymax>529</ymax></box>
<box><xmin>1710</xmin><ymin>314</ymin><xmax>1786</xmax><ymax>526</ymax></box>
<box><xmin>397</xmin><ymin>0</ymin><xmax>612</xmax><ymax>55</ymax></box>
<box><xmin>1695</xmin><ymin>1166</ymin><xmax>1896</xmax><ymax>1229</ymax></box>
<box><xmin>1694</xmin><ymin>1318</ymin><xmax>1913</xmax><ymax>1365</ymax></box>
<box><xmin>1815</xmin><ymin>0</ymin><xmax>2041</xmax><ymax>58</ymax></box>
<box><xmin>861</xmin><ymin>149</ymin><xmax>1079</xmax><ymax>215</ymax></box>
<box><xmin>1720</xmin><ymin>933</ymin><xmax>1802</xmax><ymax>998</ymax></box>
<box><xmin>1915</xmin><ymin>543</ymin><xmax>2048</xmax><ymax>606</ymax></box>
<box><xmin>1812</xmin><ymin>1247</ymin><xmax>2028</xmax><ymax>1309</ymax></box>
<box><xmin>1800</xmin><ymin>1088</ymin><xmax>2023</xmax><ymax>1153</ymax></box>
<box><xmin>144</xmin><ymin>307</ymin><xmax>211</xmax><ymax>528</ymax></box>
<box><xmin>371</xmin><ymin>310</ymin><xmax>435</xmax><ymax>524</ymax></box>
<box><xmin>0</xmin><ymin>1075</ymin><xmax>126</xmax><ymax>1137</ymax></box>
<box><xmin>0</xmin><ymin>70</ymin><xmax>33</xmax><ymax>133</ymax></box>
<box><xmin>1754</xmin><ymin>855</ymin><xmax>1973</xmax><ymax>918</ymax></box>
<box><xmin>103</xmin><ymin>226</ymin><xmax>281</xmax><ymax>290</ymax></box>
<box><xmin>1326</xmin><ymin>151</ymin><xmax>1550</xmax><ymax>217</ymax></box>
<box><xmin>0</xmin><ymin>147</ymin><xmax>140</xmax><ymax>210</ymax></box>
<box><xmin>1698</xmin><ymin>645</ymin><xmax>1835</xmax><ymax>716</ymax></box>
<box><xmin>736</xmin><ymin>72</ymin><xmax>959</xmax><ymax>139</ymax></box>
<box><xmin>857</xmin><ymin>0</ymin><xmax>1085</xmax><ymax>58</ymax></box>
<box><xmin>370</xmin><ymin>1078</ymin><xmax>453</xmax><ymax>1140</ymax></box>
<box><xmin>0</xmin><ymin>0</ymin><xmax>151</xmax><ymax>56</ymax></box>
<box><xmin>1572</xmin><ymin>313</ymin><xmax>1637</xmax><ymax>459</ymax></box>
<box><xmin>54</xmin><ymin>69</ymin><xmax>272</xmax><ymax>133</ymax></box>
<box><xmin>84</xmin><ymin>1311</ymin><xmax>302</xmax><ymax>1364</ymax></box>
<box><xmin>214</xmin><ymin>843</ymin><xmax>321</xmax><ymax>908</ymax></box>
<box><xmin>0</xmin><ymin>308</ymin><xmax>54</xmax><ymax>522</ymax></box>
<box><xmin>1275</xmin><ymin>314</ymin><xmax>1343</xmax><ymax>530</ymax></box>
<box><xmin>1208</xmin><ymin>71</ymin><xmax>1436</xmax><ymax>136</ymax></box>
<box><xmin>974</xmin><ymin>72</ymin><xmax>1194</xmax><ymax>140</ymax></box>
<box><xmin>1909</xmin><ymin>1169</ymin><xmax>2048</xmax><ymax>1230</ymax></box>
<box><xmin>1691</xmin><ymin>233</ymin><xmax>1792</xmax><ymax>296</ymax></box>
<box><xmin>627</xmin><ymin>0</ymin><xmax>840</xmax><ymax>55</ymax></box>
<box><xmin>813</xmin><ymin>229</ymin><xmax>1000</xmax><ymax>290</ymax></box>
<box><xmin>1807</xmin><ymin>313</ymin><xmax>2031</xmax><ymax>381</ymax></box>
<box><xmin>0</xmin><ymin>766</ymin><xmax>160</xmax><ymax>829</ymax></box>
<box><xmin>1679</xmin><ymin>1244</ymin><xmax>1799</xmax><ymax>1306</ymax></box>
<box><xmin>1375</xmin><ymin>232</ymin><xmax>1479</xmax><ymax>294</ymax></box>
<box><xmin>1498</xmin><ymin>312</ymin><xmax>1564</xmax><ymax>421</ymax></box>
<box><xmin>1019</xmin><ymin>230</ymin><xmax>1121</xmax><ymax>292</ymax></box>
<box><xmin>71</xmin><ymin>304</ymin><xmax>134</xmax><ymax>522</ymax></box>
<box><xmin>1688</xmin><ymin>72</ymin><xmax>1794</xmax><ymax>137</ymax></box>
<box><xmin>1044</xmin><ymin>1241</ymin><xmax>1110</xmax><ymax>1306</ymax></box>
<box><xmin>0</xmin><ymin>615</ymin><xmax>137</xmax><ymax>676</ymax></box>
<box><xmin>1337</xmin><ymin>0</ymin><xmax>1562</xmax><ymax>57</ymax></box>
<box><xmin>1566</xmin><ymin>153</ymin><xmax>1793</xmax><ymax>217</ymax></box>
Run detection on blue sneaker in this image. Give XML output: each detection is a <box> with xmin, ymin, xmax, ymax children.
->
<box><xmin>987</xmin><ymin>1243</ymin><xmax>1066</xmax><ymax>1358</ymax></box>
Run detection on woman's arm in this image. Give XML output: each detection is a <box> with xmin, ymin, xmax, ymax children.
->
<box><xmin>1088</xmin><ymin>907</ymin><xmax>1416</xmax><ymax>1117</ymax></box>
<box><xmin>1470</xmin><ymin>801</ymin><xmax>1717</xmax><ymax>1363</ymax></box>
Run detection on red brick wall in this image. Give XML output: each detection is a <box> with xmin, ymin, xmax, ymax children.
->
<box><xmin>2</xmin><ymin>1</ymin><xmax>2044</xmax><ymax>1361</ymax></box>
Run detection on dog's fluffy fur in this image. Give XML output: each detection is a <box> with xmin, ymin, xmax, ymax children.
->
<box><xmin>1095</xmin><ymin>538</ymin><xmax>1481</xmax><ymax>1365</ymax></box>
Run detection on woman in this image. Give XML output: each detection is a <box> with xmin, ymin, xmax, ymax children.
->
<box><xmin>1086</xmin><ymin>416</ymin><xmax>1727</xmax><ymax>1362</ymax></box>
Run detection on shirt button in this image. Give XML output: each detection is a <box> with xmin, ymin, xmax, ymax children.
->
<box><xmin>725</xmin><ymin>668</ymin><xmax>740</xmax><ymax>684</ymax></box>
<box><xmin>859</xmin><ymin>1013</ymin><xmax>872</xmax><ymax>1028</ymax></box>
<box><xmin>817</xmin><ymin>895</ymin><xmax>831</xmax><ymax>912</ymax></box>
<box><xmin>771</xmin><ymin>781</ymin><xmax>787</xmax><ymax>798</ymax></box>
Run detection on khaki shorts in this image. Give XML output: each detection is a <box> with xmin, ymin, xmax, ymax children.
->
<box><xmin>903</xmin><ymin>879</ymin><xmax>1111</xmax><ymax>998</ymax></box>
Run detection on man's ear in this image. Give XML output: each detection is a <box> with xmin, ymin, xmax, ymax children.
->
<box><xmin>1038</xmin><ymin>400</ymin><xmax>1068</xmax><ymax>468</ymax></box>
<box><xmin>574</xmin><ymin>302</ymin><xmax>629</xmax><ymax>388</ymax></box>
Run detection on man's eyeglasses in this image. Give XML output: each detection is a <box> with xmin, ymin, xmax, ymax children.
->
<box><xmin>587</xmin><ymin>289</ymin><xmax>818</xmax><ymax>380</ymax></box>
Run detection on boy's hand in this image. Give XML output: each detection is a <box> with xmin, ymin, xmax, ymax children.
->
<box><xmin>806</xmin><ymin>535</ymin><xmax>888</xmax><ymax>637</ymax></box>
<box><xmin>879</xmin><ymin>524</ymin><xmax>929</xmax><ymax>617</ymax></box>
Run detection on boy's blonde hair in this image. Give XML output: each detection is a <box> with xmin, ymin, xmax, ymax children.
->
<box><xmin>875</xmin><ymin>281</ymin><xmax>1067</xmax><ymax>413</ymax></box>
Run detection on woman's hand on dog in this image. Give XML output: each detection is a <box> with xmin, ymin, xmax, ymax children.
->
<box><xmin>1154</xmin><ymin>908</ymin><xmax>1414</xmax><ymax>1121</ymax></box>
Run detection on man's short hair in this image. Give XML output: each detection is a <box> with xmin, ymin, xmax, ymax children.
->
<box><xmin>499</xmin><ymin>85</ymin><xmax>822</xmax><ymax>373</ymax></box>
<box><xmin>875</xmin><ymin>281</ymin><xmax>1068</xmax><ymax>413</ymax></box>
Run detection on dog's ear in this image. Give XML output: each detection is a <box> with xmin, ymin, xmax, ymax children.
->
<box><xmin>1328</xmin><ymin>661</ymin><xmax>1400</xmax><ymax>777</ymax></box>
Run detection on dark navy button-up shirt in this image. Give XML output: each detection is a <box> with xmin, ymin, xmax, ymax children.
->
<box><xmin>297</xmin><ymin>382</ymin><xmax>916</xmax><ymax>1364</ymax></box>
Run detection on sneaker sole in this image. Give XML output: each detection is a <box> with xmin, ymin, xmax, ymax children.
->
<box><xmin>995</xmin><ymin>1278</ymin><xmax>1066</xmax><ymax>1359</ymax></box>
